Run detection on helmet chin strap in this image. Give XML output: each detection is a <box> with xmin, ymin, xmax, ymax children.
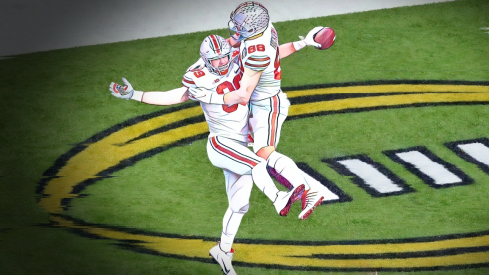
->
<box><xmin>217</xmin><ymin>60</ymin><xmax>232</xmax><ymax>76</ymax></box>
<box><xmin>206</xmin><ymin>57</ymin><xmax>231</xmax><ymax>76</ymax></box>
<box><xmin>218</xmin><ymin>68</ymin><xmax>229</xmax><ymax>76</ymax></box>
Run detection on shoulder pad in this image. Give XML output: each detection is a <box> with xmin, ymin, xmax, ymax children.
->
<box><xmin>182</xmin><ymin>71</ymin><xmax>198</xmax><ymax>89</ymax></box>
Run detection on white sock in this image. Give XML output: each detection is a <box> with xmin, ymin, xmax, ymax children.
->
<box><xmin>220</xmin><ymin>208</ymin><xmax>244</xmax><ymax>252</ymax></box>
<box><xmin>251</xmin><ymin>162</ymin><xmax>280</xmax><ymax>202</ymax></box>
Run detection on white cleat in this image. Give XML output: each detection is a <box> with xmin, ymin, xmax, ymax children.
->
<box><xmin>209</xmin><ymin>243</ymin><xmax>236</xmax><ymax>275</ymax></box>
<box><xmin>273</xmin><ymin>184</ymin><xmax>305</xmax><ymax>216</ymax></box>
<box><xmin>298</xmin><ymin>189</ymin><xmax>324</xmax><ymax>220</ymax></box>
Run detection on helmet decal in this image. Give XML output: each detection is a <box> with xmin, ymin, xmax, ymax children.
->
<box><xmin>229</xmin><ymin>1</ymin><xmax>269</xmax><ymax>42</ymax></box>
<box><xmin>209</xmin><ymin>35</ymin><xmax>222</xmax><ymax>56</ymax></box>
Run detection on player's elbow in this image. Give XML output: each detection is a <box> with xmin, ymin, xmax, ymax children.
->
<box><xmin>237</xmin><ymin>95</ymin><xmax>250</xmax><ymax>105</ymax></box>
<box><xmin>225</xmin><ymin>96</ymin><xmax>248</xmax><ymax>106</ymax></box>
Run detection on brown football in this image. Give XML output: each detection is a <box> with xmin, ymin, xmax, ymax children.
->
<box><xmin>313</xmin><ymin>27</ymin><xmax>336</xmax><ymax>50</ymax></box>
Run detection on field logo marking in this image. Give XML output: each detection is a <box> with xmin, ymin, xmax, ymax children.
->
<box><xmin>38</xmin><ymin>80</ymin><xmax>489</xmax><ymax>271</ymax></box>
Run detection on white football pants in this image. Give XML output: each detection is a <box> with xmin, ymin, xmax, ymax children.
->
<box><xmin>249</xmin><ymin>92</ymin><xmax>310</xmax><ymax>189</ymax></box>
<box><xmin>206</xmin><ymin>136</ymin><xmax>280</xmax><ymax>251</ymax></box>
<box><xmin>249</xmin><ymin>91</ymin><xmax>290</xmax><ymax>153</ymax></box>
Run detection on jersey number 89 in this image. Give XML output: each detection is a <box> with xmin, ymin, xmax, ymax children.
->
<box><xmin>216</xmin><ymin>73</ymin><xmax>243</xmax><ymax>113</ymax></box>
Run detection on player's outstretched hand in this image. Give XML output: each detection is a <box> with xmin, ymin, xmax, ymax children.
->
<box><xmin>300</xmin><ymin>26</ymin><xmax>323</xmax><ymax>48</ymax></box>
<box><xmin>109</xmin><ymin>77</ymin><xmax>134</xmax><ymax>99</ymax></box>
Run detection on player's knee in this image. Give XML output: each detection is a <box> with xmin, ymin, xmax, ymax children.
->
<box><xmin>251</xmin><ymin>161</ymin><xmax>266</xmax><ymax>178</ymax></box>
<box><xmin>272</xmin><ymin>153</ymin><xmax>297</xmax><ymax>173</ymax></box>
<box><xmin>230</xmin><ymin>203</ymin><xmax>249</xmax><ymax>214</ymax></box>
<box><xmin>239</xmin><ymin>203</ymin><xmax>249</xmax><ymax>214</ymax></box>
<box><xmin>256</xmin><ymin>146</ymin><xmax>275</xmax><ymax>160</ymax></box>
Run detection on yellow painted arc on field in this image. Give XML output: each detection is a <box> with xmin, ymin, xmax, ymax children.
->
<box><xmin>291</xmin><ymin>92</ymin><xmax>489</xmax><ymax>116</ymax></box>
<box><xmin>285</xmin><ymin>84</ymin><xmax>489</xmax><ymax>98</ymax></box>
<box><xmin>39</xmin><ymin>84</ymin><xmax>489</xmax><ymax>214</ymax></box>
<box><xmin>39</xmin><ymin>121</ymin><xmax>209</xmax><ymax>214</ymax></box>
<box><xmin>40</xmin><ymin>83</ymin><xmax>489</xmax><ymax>270</ymax></box>
<box><xmin>39</xmin><ymin>108</ymin><xmax>208</xmax><ymax>213</ymax></box>
<box><xmin>51</xmin><ymin>215</ymin><xmax>489</xmax><ymax>269</ymax></box>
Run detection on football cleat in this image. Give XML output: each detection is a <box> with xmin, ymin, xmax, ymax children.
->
<box><xmin>298</xmin><ymin>189</ymin><xmax>324</xmax><ymax>220</ymax></box>
<box><xmin>273</xmin><ymin>184</ymin><xmax>305</xmax><ymax>216</ymax></box>
<box><xmin>209</xmin><ymin>243</ymin><xmax>236</xmax><ymax>275</ymax></box>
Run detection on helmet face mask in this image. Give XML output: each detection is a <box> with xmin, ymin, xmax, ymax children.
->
<box><xmin>209</xmin><ymin>56</ymin><xmax>230</xmax><ymax>73</ymax></box>
<box><xmin>200</xmin><ymin>35</ymin><xmax>233</xmax><ymax>76</ymax></box>
<box><xmin>228</xmin><ymin>1</ymin><xmax>269</xmax><ymax>42</ymax></box>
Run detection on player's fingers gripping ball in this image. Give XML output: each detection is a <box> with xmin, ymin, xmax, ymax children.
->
<box><xmin>311</xmin><ymin>27</ymin><xmax>336</xmax><ymax>50</ymax></box>
<box><xmin>303</xmin><ymin>26</ymin><xmax>324</xmax><ymax>48</ymax></box>
<box><xmin>109</xmin><ymin>77</ymin><xmax>134</xmax><ymax>99</ymax></box>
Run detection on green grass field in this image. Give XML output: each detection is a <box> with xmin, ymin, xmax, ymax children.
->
<box><xmin>1</xmin><ymin>0</ymin><xmax>489</xmax><ymax>274</ymax></box>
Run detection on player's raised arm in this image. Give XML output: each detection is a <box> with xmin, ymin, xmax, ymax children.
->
<box><xmin>138</xmin><ymin>87</ymin><xmax>190</xmax><ymax>105</ymax></box>
<box><xmin>109</xmin><ymin>77</ymin><xmax>190</xmax><ymax>105</ymax></box>
<box><xmin>278</xmin><ymin>27</ymin><xmax>324</xmax><ymax>58</ymax></box>
<box><xmin>226</xmin><ymin>34</ymin><xmax>241</xmax><ymax>48</ymax></box>
<box><xmin>188</xmin><ymin>26</ymin><xmax>328</xmax><ymax>89</ymax></box>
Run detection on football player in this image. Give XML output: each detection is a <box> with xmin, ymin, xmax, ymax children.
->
<box><xmin>188</xmin><ymin>1</ymin><xmax>339</xmax><ymax>222</ymax></box>
<box><xmin>110</xmin><ymin>34</ymin><xmax>310</xmax><ymax>275</ymax></box>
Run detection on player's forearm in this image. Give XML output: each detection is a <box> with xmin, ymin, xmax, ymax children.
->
<box><xmin>278</xmin><ymin>42</ymin><xmax>297</xmax><ymax>59</ymax></box>
<box><xmin>226</xmin><ymin>35</ymin><xmax>241</xmax><ymax>48</ymax></box>
<box><xmin>279</xmin><ymin>40</ymin><xmax>311</xmax><ymax>59</ymax></box>
<box><xmin>133</xmin><ymin>87</ymin><xmax>189</xmax><ymax>105</ymax></box>
<box><xmin>223</xmin><ymin>68</ymin><xmax>261</xmax><ymax>105</ymax></box>
<box><xmin>223</xmin><ymin>86</ymin><xmax>253</xmax><ymax>105</ymax></box>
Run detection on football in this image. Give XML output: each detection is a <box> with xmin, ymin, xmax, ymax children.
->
<box><xmin>313</xmin><ymin>27</ymin><xmax>336</xmax><ymax>50</ymax></box>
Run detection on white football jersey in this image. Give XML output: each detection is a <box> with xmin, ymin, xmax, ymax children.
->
<box><xmin>239</xmin><ymin>21</ymin><xmax>281</xmax><ymax>102</ymax></box>
<box><xmin>182</xmin><ymin>53</ymin><xmax>249</xmax><ymax>142</ymax></box>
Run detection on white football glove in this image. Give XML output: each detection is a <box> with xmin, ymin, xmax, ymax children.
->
<box><xmin>187</xmin><ymin>86</ymin><xmax>224</xmax><ymax>105</ymax></box>
<box><xmin>299</xmin><ymin>26</ymin><xmax>323</xmax><ymax>48</ymax></box>
<box><xmin>188</xmin><ymin>86</ymin><xmax>210</xmax><ymax>101</ymax></box>
<box><xmin>109</xmin><ymin>77</ymin><xmax>134</xmax><ymax>99</ymax></box>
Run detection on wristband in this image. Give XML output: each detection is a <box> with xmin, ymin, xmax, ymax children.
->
<box><xmin>292</xmin><ymin>40</ymin><xmax>307</xmax><ymax>51</ymax></box>
<box><xmin>131</xmin><ymin>91</ymin><xmax>144</xmax><ymax>102</ymax></box>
